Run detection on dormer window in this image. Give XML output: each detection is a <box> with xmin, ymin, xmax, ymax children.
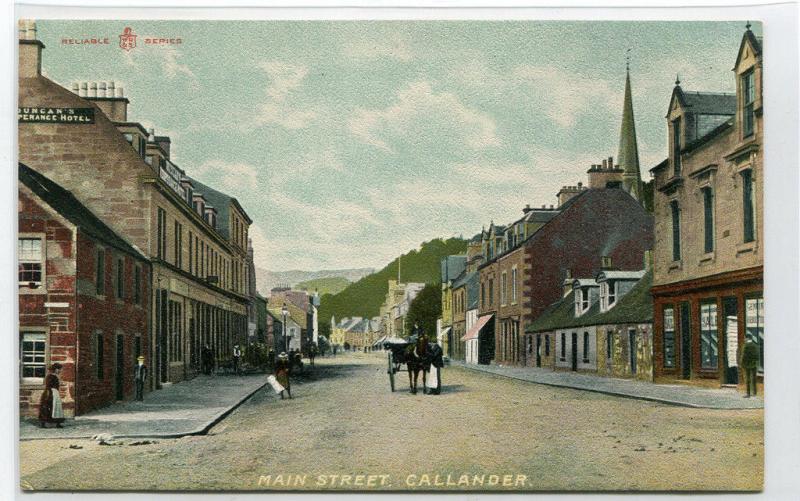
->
<box><xmin>672</xmin><ymin>117</ymin><xmax>682</xmax><ymax>176</ymax></box>
<box><xmin>574</xmin><ymin>288</ymin><xmax>591</xmax><ymax>316</ymax></box>
<box><xmin>600</xmin><ymin>281</ymin><xmax>617</xmax><ymax>312</ymax></box>
<box><xmin>192</xmin><ymin>195</ymin><xmax>205</xmax><ymax>217</ymax></box>
<box><xmin>742</xmin><ymin>69</ymin><xmax>755</xmax><ymax>137</ymax></box>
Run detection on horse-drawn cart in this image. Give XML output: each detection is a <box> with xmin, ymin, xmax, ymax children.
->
<box><xmin>383</xmin><ymin>336</ymin><xmax>444</xmax><ymax>394</ymax></box>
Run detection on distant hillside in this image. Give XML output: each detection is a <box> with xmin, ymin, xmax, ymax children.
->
<box><xmin>256</xmin><ymin>267</ymin><xmax>373</xmax><ymax>296</ymax></box>
<box><xmin>295</xmin><ymin>277</ymin><xmax>351</xmax><ymax>295</ymax></box>
<box><xmin>318</xmin><ymin>237</ymin><xmax>468</xmax><ymax>324</ymax></box>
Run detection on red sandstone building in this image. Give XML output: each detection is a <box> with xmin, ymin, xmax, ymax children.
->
<box><xmin>18</xmin><ymin>22</ymin><xmax>252</xmax><ymax>386</ymax></box>
<box><xmin>19</xmin><ymin>164</ymin><xmax>151</xmax><ymax>417</ymax></box>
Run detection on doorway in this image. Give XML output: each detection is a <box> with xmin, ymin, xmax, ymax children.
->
<box><xmin>571</xmin><ymin>332</ymin><xmax>578</xmax><ymax>371</ymax></box>
<box><xmin>536</xmin><ymin>334</ymin><xmax>542</xmax><ymax>367</ymax></box>
<box><xmin>115</xmin><ymin>334</ymin><xmax>124</xmax><ymax>401</ymax></box>
<box><xmin>722</xmin><ymin>297</ymin><xmax>739</xmax><ymax>385</ymax></box>
<box><xmin>680</xmin><ymin>301</ymin><xmax>692</xmax><ymax>379</ymax></box>
<box><xmin>628</xmin><ymin>329</ymin><xmax>637</xmax><ymax>375</ymax></box>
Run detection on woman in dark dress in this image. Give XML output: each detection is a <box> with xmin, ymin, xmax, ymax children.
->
<box><xmin>274</xmin><ymin>352</ymin><xmax>292</xmax><ymax>400</ymax></box>
<box><xmin>38</xmin><ymin>363</ymin><xmax>65</xmax><ymax>428</ymax></box>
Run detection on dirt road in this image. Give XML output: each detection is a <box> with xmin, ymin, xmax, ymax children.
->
<box><xmin>20</xmin><ymin>352</ymin><xmax>763</xmax><ymax>491</ymax></box>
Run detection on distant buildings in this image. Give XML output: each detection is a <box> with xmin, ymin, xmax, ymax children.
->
<box><xmin>330</xmin><ymin>317</ymin><xmax>383</xmax><ymax>350</ymax></box>
<box><xmin>378</xmin><ymin>279</ymin><xmax>425</xmax><ymax>340</ymax></box>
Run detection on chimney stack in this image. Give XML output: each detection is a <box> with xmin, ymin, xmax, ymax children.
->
<box><xmin>601</xmin><ymin>256</ymin><xmax>614</xmax><ymax>270</ymax></box>
<box><xmin>522</xmin><ymin>204</ymin><xmax>532</xmax><ymax>214</ymax></box>
<box><xmin>18</xmin><ymin>20</ymin><xmax>44</xmax><ymax>78</ymax></box>
<box><xmin>643</xmin><ymin>249</ymin><xmax>653</xmax><ymax>271</ymax></box>
<box><xmin>563</xmin><ymin>269</ymin><xmax>573</xmax><ymax>297</ymax></box>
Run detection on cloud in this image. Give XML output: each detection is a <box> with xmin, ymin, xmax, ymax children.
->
<box><xmin>122</xmin><ymin>46</ymin><xmax>198</xmax><ymax>90</ymax></box>
<box><xmin>193</xmin><ymin>160</ymin><xmax>259</xmax><ymax>193</ymax></box>
<box><xmin>255</xmin><ymin>61</ymin><xmax>317</xmax><ymax>129</ymax></box>
<box><xmin>348</xmin><ymin>81</ymin><xmax>500</xmax><ymax>153</ymax></box>
<box><xmin>512</xmin><ymin>65</ymin><xmax>619</xmax><ymax>129</ymax></box>
<box><xmin>342</xmin><ymin>35</ymin><xmax>413</xmax><ymax>62</ymax></box>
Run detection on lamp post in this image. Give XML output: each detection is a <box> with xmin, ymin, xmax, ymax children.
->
<box><xmin>282</xmin><ymin>303</ymin><xmax>289</xmax><ymax>353</ymax></box>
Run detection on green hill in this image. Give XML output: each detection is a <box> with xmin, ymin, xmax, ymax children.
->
<box><xmin>318</xmin><ymin>237</ymin><xmax>468</xmax><ymax>325</ymax></box>
<box><xmin>295</xmin><ymin>276</ymin><xmax>351</xmax><ymax>295</ymax></box>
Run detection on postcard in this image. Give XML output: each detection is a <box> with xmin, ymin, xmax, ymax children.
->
<box><xmin>16</xmin><ymin>15</ymin><xmax>766</xmax><ymax>493</ymax></box>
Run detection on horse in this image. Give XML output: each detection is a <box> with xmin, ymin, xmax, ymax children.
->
<box><xmin>403</xmin><ymin>336</ymin><xmax>445</xmax><ymax>395</ymax></box>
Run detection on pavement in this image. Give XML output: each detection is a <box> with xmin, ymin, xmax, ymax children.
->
<box><xmin>19</xmin><ymin>373</ymin><xmax>268</xmax><ymax>440</ymax></box>
<box><xmin>451</xmin><ymin>361</ymin><xmax>763</xmax><ymax>409</ymax></box>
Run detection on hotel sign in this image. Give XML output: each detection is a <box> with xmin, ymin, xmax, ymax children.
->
<box><xmin>18</xmin><ymin>107</ymin><xmax>95</xmax><ymax>124</ymax></box>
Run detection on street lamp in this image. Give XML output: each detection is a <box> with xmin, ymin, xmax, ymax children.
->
<box><xmin>282</xmin><ymin>303</ymin><xmax>289</xmax><ymax>353</ymax></box>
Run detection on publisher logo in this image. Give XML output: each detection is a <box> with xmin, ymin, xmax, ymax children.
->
<box><xmin>119</xmin><ymin>27</ymin><xmax>137</xmax><ymax>51</ymax></box>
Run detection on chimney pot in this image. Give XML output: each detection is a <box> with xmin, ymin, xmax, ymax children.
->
<box><xmin>608</xmin><ymin>156</ymin><xmax>613</xmax><ymax>167</ymax></box>
<box><xmin>89</xmin><ymin>82</ymin><xmax>97</xmax><ymax>98</ymax></box>
<box><xmin>108</xmin><ymin>81</ymin><xmax>115</xmax><ymax>95</ymax></box>
<box><xmin>71</xmin><ymin>82</ymin><xmax>79</xmax><ymax>94</ymax></box>
<box><xmin>577</xmin><ymin>182</ymin><xmax>583</xmax><ymax>188</ymax></box>
<box><xmin>99</xmin><ymin>81</ymin><xmax>107</xmax><ymax>98</ymax></box>
<box><xmin>549</xmin><ymin>204</ymin><xmax>554</xmax><ymax>209</ymax></box>
<box><xmin>80</xmin><ymin>82</ymin><xmax>88</xmax><ymax>97</ymax></box>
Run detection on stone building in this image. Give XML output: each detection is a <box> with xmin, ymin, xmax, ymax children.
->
<box><xmin>527</xmin><ymin>265</ymin><xmax>654</xmax><ymax>381</ymax></box>
<box><xmin>19</xmin><ymin>164</ymin><xmax>151</xmax><ymax>416</ymax></box>
<box><xmin>650</xmin><ymin>27</ymin><xmax>763</xmax><ymax>391</ymax></box>
<box><xmin>18</xmin><ymin>24</ymin><xmax>252</xmax><ymax>385</ymax></box>
<box><xmin>439</xmin><ymin>255</ymin><xmax>466</xmax><ymax>357</ymax></box>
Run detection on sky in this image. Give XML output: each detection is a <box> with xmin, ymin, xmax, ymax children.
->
<box><xmin>34</xmin><ymin>20</ymin><xmax>760</xmax><ymax>272</ymax></box>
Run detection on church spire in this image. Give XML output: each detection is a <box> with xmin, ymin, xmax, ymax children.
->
<box><xmin>618</xmin><ymin>60</ymin><xmax>642</xmax><ymax>202</ymax></box>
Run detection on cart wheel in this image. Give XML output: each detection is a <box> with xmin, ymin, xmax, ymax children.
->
<box><xmin>388</xmin><ymin>351</ymin><xmax>395</xmax><ymax>392</ymax></box>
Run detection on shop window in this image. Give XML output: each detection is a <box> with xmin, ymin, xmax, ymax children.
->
<box><xmin>663</xmin><ymin>306</ymin><xmax>676</xmax><ymax>368</ymax></box>
<box><xmin>700</xmin><ymin>301</ymin><xmax>719</xmax><ymax>369</ymax></box>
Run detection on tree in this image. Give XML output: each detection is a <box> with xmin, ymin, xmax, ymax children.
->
<box><xmin>404</xmin><ymin>283</ymin><xmax>441</xmax><ymax>339</ymax></box>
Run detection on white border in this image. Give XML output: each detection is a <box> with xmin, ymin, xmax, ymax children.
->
<box><xmin>2</xmin><ymin>1</ymin><xmax>798</xmax><ymax>501</ymax></box>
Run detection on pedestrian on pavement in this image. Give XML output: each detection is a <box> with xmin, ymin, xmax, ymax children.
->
<box><xmin>233</xmin><ymin>344</ymin><xmax>242</xmax><ymax>375</ymax></box>
<box><xmin>309</xmin><ymin>344</ymin><xmax>317</xmax><ymax>367</ymax></box>
<box><xmin>275</xmin><ymin>352</ymin><xmax>292</xmax><ymax>399</ymax></box>
<box><xmin>38</xmin><ymin>363</ymin><xmax>65</xmax><ymax>428</ymax></box>
<box><xmin>134</xmin><ymin>355</ymin><xmax>147</xmax><ymax>401</ymax></box>
<box><xmin>740</xmin><ymin>340</ymin><xmax>760</xmax><ymax>397</ymax></box>
<box><xmin>202</xmin><ymin>344</ymin><xmax>213</xmax><ymax>375</ymax></box>
<box><xmin>333</xmin><ymin>345</ymin><xmax>337</xmax><ymax>357</ymax></box>
<box><xmin>268</xmin><ymin>348</ymin><xmax>276</xmax><ymax>370</ymax></box>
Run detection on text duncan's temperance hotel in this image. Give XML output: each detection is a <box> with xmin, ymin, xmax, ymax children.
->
<box><xmin>18</xmin><ymin>21</ymin><xmax>255</xmax><ymax>416</ymax></box>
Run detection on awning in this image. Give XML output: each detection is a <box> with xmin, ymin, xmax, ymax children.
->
<box><xmin>438</xmin><ymin>326</ymin><xmax>452</xmax><ymax>340</ymax></box>
<box><xmin>462</xmin><ymin>314</ymin><xmax>493</xmax><ymax>341</ymax></box>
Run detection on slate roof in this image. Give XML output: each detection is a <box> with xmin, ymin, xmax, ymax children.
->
<box><xmin>349</xmin><ymin>319</ymin><xmax>371</xmax><ymax>333</ymax></box>
<box><xmin>466</xmin><ymin>272</ymin><xmax>480</xmax><ymax>310</ymax></box>
<box><xmin>678</xmin><ymin>90</ymin><xmax>737</xmax><ymax>116</ymax></box>
<box><xmin>523</xmin><ymin>209</ymin><xmax>560</xmax><ymax>224</ymax></box>
<box><xmin>527</xmin><ymin>271</ymin><xmax>653</xmax><ymax>333</ymax></box>
<box><xmin>451</xmin><ymin>270</ymin><xmax>474</xmax><ymax>289</ymax></box>
<box><xmin>187</xmin><ymin>176</ymin><xmax>252</xmax><ymax>241</ymax></box>
<box><xmin>19</xmin><ymin>163</ymin><xmax>145</xmax><ymax>259</ymax></box>
<box><xmin>268</xmin><ymin>302</ymin><xmax>307</xmax><ymax>329</ymax></box>
<box><xmin>441</xmin><ymin>255</ymin><xmax>467</xmax><ymax>283</ymax></box>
